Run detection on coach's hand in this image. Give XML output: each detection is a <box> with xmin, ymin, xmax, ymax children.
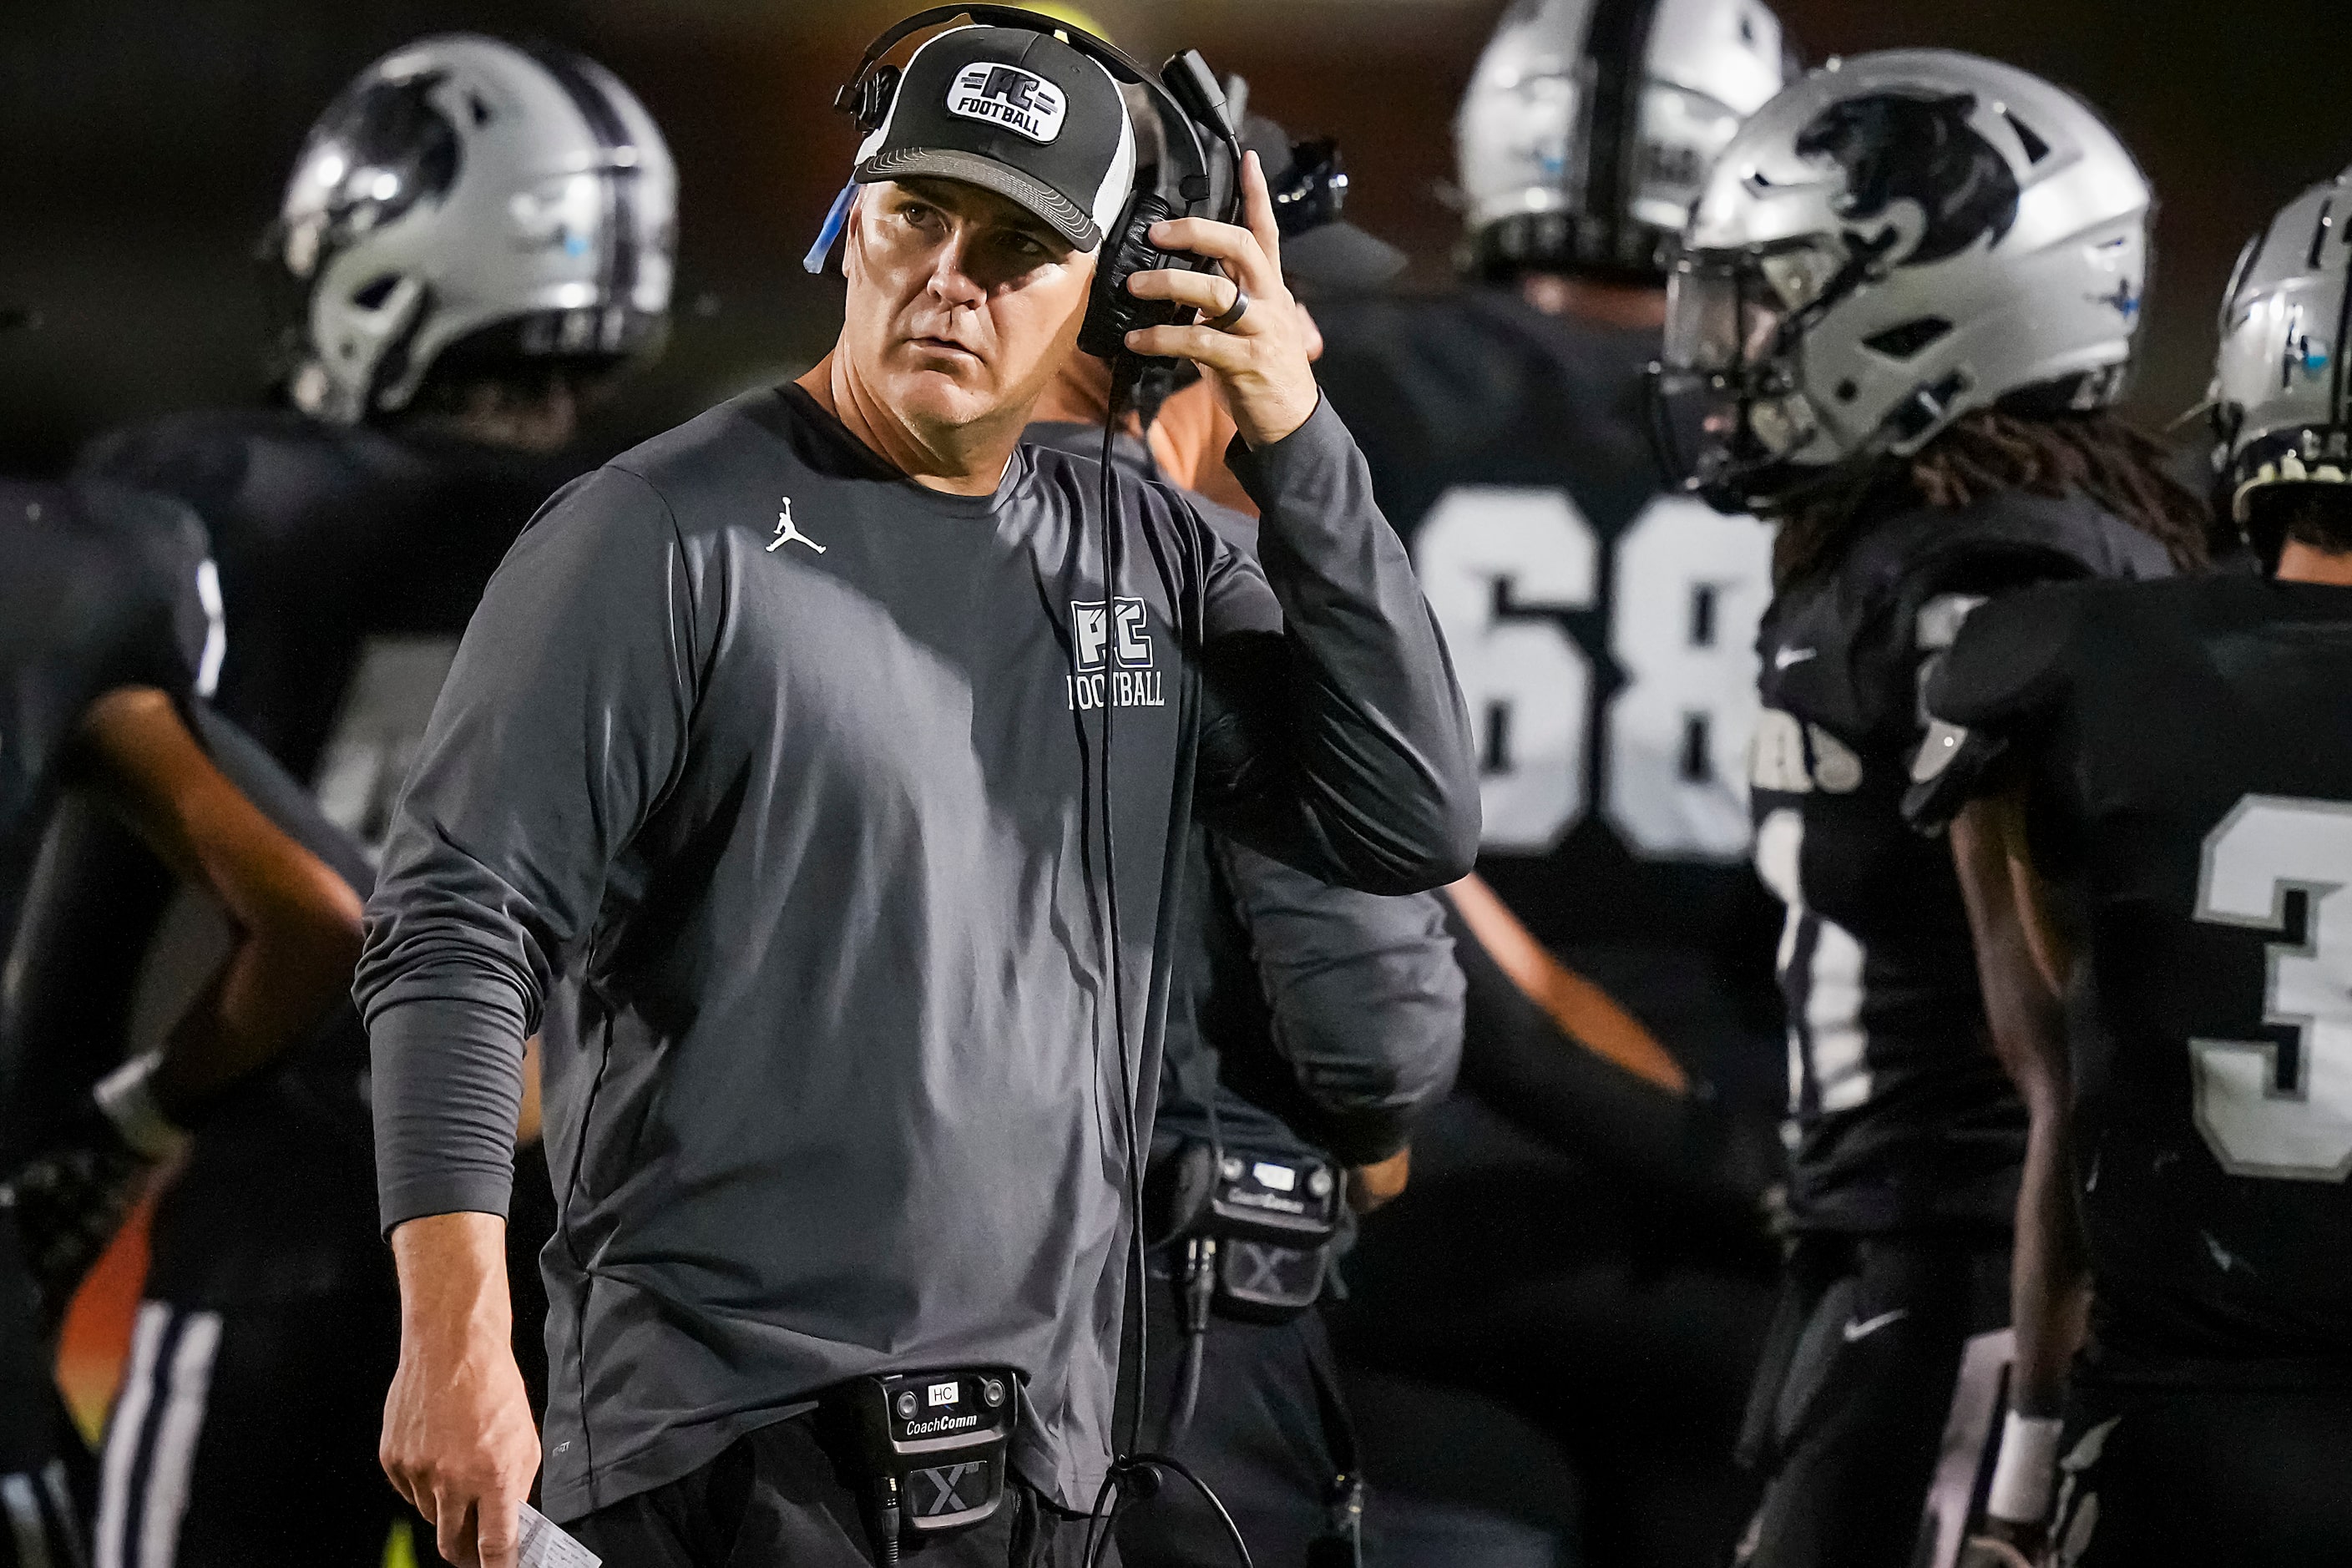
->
<box><xmin>383</xmin><ymin>1212</ymin><xmax>540</xmax><ymax>1568</ymax></box>
<box><xmin>1124</xmin><ymin>149</ymin><xmax>1321</xmax><ymax>449</ymax></box>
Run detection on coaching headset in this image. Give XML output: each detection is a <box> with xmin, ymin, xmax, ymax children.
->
<box><xmin>812</xmin><ymin>5</ymin><xmax>1245</xmax><ymax>367</ymax></box>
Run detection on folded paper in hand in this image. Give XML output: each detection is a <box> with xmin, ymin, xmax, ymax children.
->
<box><xmin>518</xmin><ymin>1502</ymin><xmax>599</xmax><ymax>1568</ymax></box>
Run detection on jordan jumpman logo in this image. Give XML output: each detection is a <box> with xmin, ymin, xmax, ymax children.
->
<box><xmin>766</xmin><ymin>497</ymin><xmax>825</xmax><ymax>554</ymax></box>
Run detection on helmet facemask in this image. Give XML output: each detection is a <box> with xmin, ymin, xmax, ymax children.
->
<box><xmin>1648</xmin><ymin>235</ymin><xmax>1872</xmax><ymax>509</ymax></box>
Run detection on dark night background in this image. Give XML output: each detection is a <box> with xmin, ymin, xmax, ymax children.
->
<box><xmin>2</xmin><ymin>0</ymin><xmax>2343</xmax><ymax>475</ymax></box>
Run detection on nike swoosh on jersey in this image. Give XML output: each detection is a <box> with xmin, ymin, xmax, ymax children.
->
<box><xmin>1774</xmin><ymin>645</ymin><xmax>1819</xmax><ymax>670</ymax></box>
<box><xmin>1840</xmin><ymin>1308</ymin><xmax>1909</xmax><ymax>1343</ymax></box>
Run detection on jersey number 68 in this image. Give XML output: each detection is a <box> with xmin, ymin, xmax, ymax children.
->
<box><xmin>1413</xmin><ymin>485</ymin><xmax>1774</xmax><ymax>862</ymax></box>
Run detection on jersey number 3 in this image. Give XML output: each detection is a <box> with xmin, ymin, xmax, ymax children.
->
<box><xmin>1413</xmin><ymin>486</ymin><xmax>1773</xmax><ymax>860</ymax></box>
<box><xmin>2193</xmin><ymin>794</ymin><xmax>2352</xmax><ymax>1182</ymax></box>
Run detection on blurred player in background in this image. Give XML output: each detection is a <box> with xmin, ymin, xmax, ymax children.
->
<box><xmin>0</xmin><ymin>311</ymin><xmax>363</xmax><ymax>1564</ymax></box>
<box><xmin>1649</xmin><ymin>50</ymin><xmax>2208</xmax><ymax>1567</ymax></box>
<box><xmin>71</xmin><ymin>34</ymin><xmax>675</xmax><ymax>1565</ymax></box>
<box><xmin>1913</xmin><ymin>169</ymin><xmax>2352</xmax><ymax>1565</ymax></box>
<box><xmin>1309</xmin><ymin>1</ymin><xmax>1795</xmax><ymax>1560</ymax></box>
<box><xmin>1028</xmin><ymin>104</ymin><xmax>1467</xmax><ymax>1568</ymax></box>
<box><xmin>10</xmin><ymin>704</ymin><xmax>383</xmax><ymax>1568</ymax></box>
<box><xmin>83</xmin><ymin>30</ymin><xmax>673</xmax><ymax>845</ymax></box>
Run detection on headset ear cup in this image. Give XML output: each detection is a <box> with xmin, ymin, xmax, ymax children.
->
<box><xmin>1079</xmin><ymin>193</ymin><xmax>1181</xmax><ymax>362</ymax></box>
<box><xmin>855</xmin><ymin>63</ymin><xmax>901</xmax><ymax>134</ymax></box>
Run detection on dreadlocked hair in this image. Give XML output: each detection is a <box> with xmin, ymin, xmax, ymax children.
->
<box><xmin>1770</xmin><ymin>407</ymin><xmax>2212</xmax><ymax>590</ymax></box>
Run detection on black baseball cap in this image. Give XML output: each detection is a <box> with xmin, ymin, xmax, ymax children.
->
<box><xmin>854</xmin><ymin>24</ymin><xmax>1136</xmax><ymax>252</ymax></box>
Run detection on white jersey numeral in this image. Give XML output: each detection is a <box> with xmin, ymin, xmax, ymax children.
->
<box><xmin>193</xmin><ymin>558</ymin><xmax>226</xmax><ymax>700</ymax></box>
<box><xmin>1412</xmin><ymin>485</ymin><xmax>1773</xmax><ymax>859</ymax></box>
<box><xmin>2191</xmin><ymin>795</ymin><xmax>2352</xmax><ymax>1181</ymax></box>
<box><xmin>1606</xmin><ymin>496</ymin><xmax>1775</xmax><ymax>857</ymax></box>
<box><xmin>1415</xmin><ymin>487</ymin><xmax>1595</xmax><ymax>852</ymax></box>
<box><xmin>1756</xmin><ymin>806</ymin><xmax>1873</xmax><ymax>1115</ymax></box>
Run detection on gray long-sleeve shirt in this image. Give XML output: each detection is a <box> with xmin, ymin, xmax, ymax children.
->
<box><xmin>1161</xmin><ymin>829</ymin><xmax>1462</xmax><ymax>1171</ymax></box>
<box><xmin>1025</xmin><ymin>421</ymin><xmax>1464</xmax><ymax>1173</ymax></box>
<box><xmin>355</xmin><ymin>384</ymin><xmax>1476</xmax><ymax>1520</ymax></box>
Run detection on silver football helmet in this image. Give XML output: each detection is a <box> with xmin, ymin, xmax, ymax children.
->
<box><xmin>2211</xmin><ymin>167</ymin><xmax>2352</xmax><ymax>528</ymax></box>
<box><xmin>275</xmin><ymin>34</ymin><xmax>675</xmax><ymax>425</ymax></box>
<box><xmin>1456</xmin><ymin>0</ymin><xmax>1794</xmax><ymax>280</ymax></box>
<box><xmin>1651</xmin><ymin>50</ymin><xmax>2152</xmax><ymax>513</ymax></box>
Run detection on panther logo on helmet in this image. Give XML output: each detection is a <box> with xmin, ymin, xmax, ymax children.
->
<box><xmin>1795</xmin><ymin>91</ymin><xmax>2020</xmax><ymax>268</ymax></box>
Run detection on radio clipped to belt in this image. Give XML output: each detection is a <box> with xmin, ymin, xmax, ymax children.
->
<box><xmin>1208</xmin><ymin>1146</ymin><xmax>1343</xmax><ymax>1318</ymax></box>
<box><xmin>1153</xmin><ymin>1140</ymin><xmax>1343</xmax><ymax>1320</ymax></box>
<box><xmin>821</xmin><ymin>1367</ymin><xmax>1019</xmax><ymax>1564</ymax></box>
<box><xmin>1147</xmin><ymin>1139</ymin><xmax>1343</xmax><ymax>1448</ymax></box>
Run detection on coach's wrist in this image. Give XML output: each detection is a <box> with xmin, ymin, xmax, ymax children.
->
<box><xmin>392</xmin><ymin>1211</ymin><xmax>513</xmax><ymax>1342</ymax></box>
<box><xmin>1229</xmin><ymin>371</ymin><xmax>1321</xmax><ymax>450</ymax></box>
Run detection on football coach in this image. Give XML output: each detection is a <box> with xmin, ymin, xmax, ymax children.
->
<box><xmin>356</xmin><ymin>13</ymin><xmax>1478</xmax><ymax>1567</ymax></box>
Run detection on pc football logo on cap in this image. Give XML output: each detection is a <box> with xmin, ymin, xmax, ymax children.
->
<box><xmin>947</xmin><ymin>62</ymin><xmax>1066</xmax><ymax>144</ymax></box>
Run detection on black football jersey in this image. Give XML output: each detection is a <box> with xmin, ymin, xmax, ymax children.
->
<box><xmin>75</xmin><ymin>409</ymin><xmax>578</xmax><ymax>1295</ymax></box>
<box><xmin>81</xmin><ymin>408</ymin><xmax>584</xmax><ymax>846</ymax></box>
<box><xmin>1750</xmin><ymin>490</ymin><xmax>2172</xmax><ymax>1232</ymax></box>
<box><xmin>1929</xmin><ymin>574</ymin><xmax>2352</xmax><ymax>1369</ymax></box>
<box><xmin>0</xmin><ymin>476</ymin><xmax>213</xmax><ymax>1441</ymax></box>
<box><xmin>0</xmin><ymin>478</ymin><xmax>216</xmax><ymax>953</ymax></box>
<box><xmin>1314</xmin><ymin>286</ymin><xmax>1782</xmax><ymax>1088</ymax></box>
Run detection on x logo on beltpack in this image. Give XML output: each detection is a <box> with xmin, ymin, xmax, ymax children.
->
<box><xmin>911</xmin><ymin>1461</ymin><xmax>987</xmax><ymax>1517</ymax></box>
<box><xmin>1230</xmin><ymin>1239</ymin><xmax>1313</xmax><ymax>1297</ymax></box>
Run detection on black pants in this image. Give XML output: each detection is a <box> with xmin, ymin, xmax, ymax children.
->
<box><xmin>93</xmin><ymin>1295</ymin><xmax>448</xmax><ymax>1568</ymax></box>
<box><xmin>1734</xmin><ymin>1234</ymin><xmax>2011</xmax><ymax>1568</ymax></box>
<box><xmin>1330</xmin><ymin>1092</ymin><xmax>1777</xmax><ymax>1568</ymax></box>
<box><xmin>2049</xmin><ymin>1378</ymin><xmax>2352</xmax><ymax>1566</ymax></box>
<box><xmin>569</xmin><ymin>1416</ymin><xmax>1109</xmax><ymax>1568</ymax></box>
<box><xmin>1115</xmin><ymin>1301</ymin><xmax>1353</xmax><ymax>1568</ymax></box>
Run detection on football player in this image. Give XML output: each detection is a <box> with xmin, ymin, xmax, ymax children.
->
<box><xmin>1309</xmin><ymin>2</ymin><xmax>1796</xmax><ymax>1561</ymax></box>
<box><xmin>1649</xmin><ymin>50</ymin><xmax>2208</xmax><ymax>1568</ymax></box>
<box><xmin>82</xmin><ymin>33</ymin><xmax>673</xmax><ymax>819</ymax></box>
<box><xmin>1914</xmin><ymin>168</ymin><xmax>2352</xmax><ymax>1565</ymax></box>
<box><xmin>0</xmin><ymin>453</ymin><xmax>363</xmax><ymax>1563</ymax></box>
<box><xmin>8</xmin><ymin>699</ymin><xmax>384</xmax><ymax>1568</ymax></box>
<box><xmin>70</xmin><ymin>34</ymin><xmax>673</xmax><ymax>1567</ymax></box>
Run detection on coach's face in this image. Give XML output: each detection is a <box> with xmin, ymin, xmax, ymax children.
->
<box><xmin>843</xmin><ymin>177</ymin><xmax>1094</xmax><ymax>436</ymax></box>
